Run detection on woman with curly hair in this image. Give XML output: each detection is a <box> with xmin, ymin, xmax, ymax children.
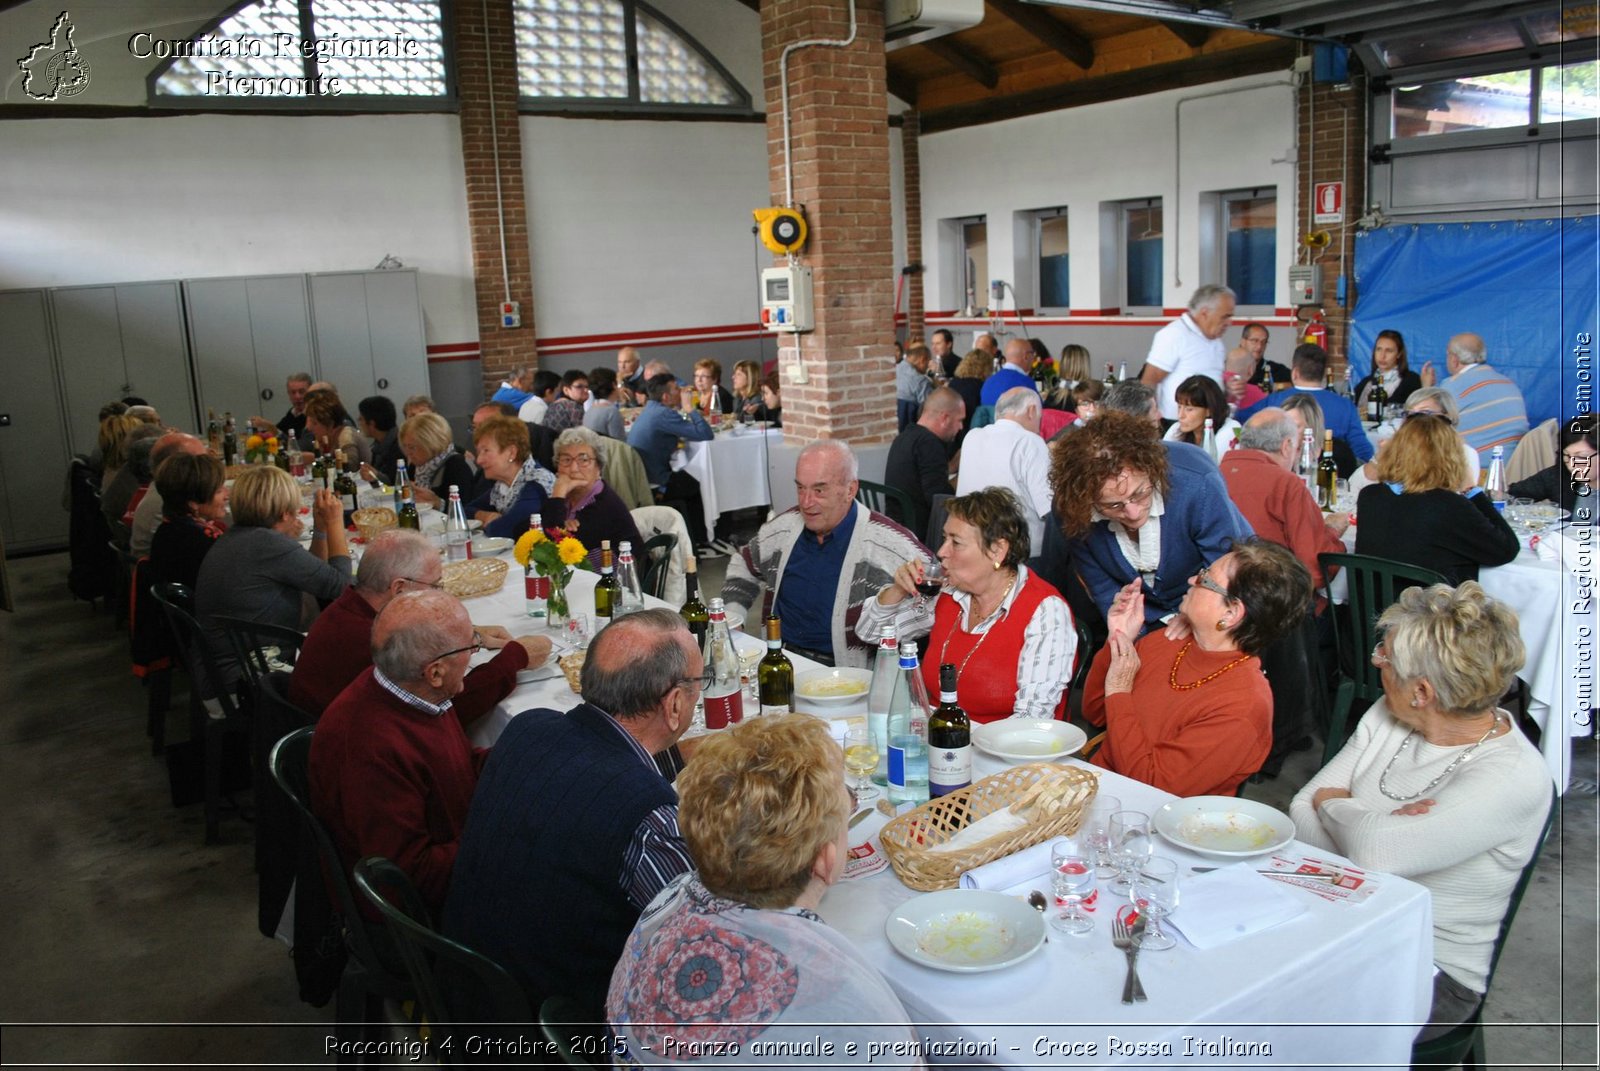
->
<box><xmin>1049</xmin><ymin>411</ymin><xmax>1252</xmax><ymax>631</ymax></box>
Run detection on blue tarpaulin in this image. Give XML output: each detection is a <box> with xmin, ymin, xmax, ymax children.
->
<box><xmin>1349</xmin><ymin>217</ymin><xmax>1599</xmax><ymax>425</ymax></box>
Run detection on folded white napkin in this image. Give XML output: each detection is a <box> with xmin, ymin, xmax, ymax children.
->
<box><xmin>1167</xmin><ymin>863</ymin><xmax>1307</xmax><ymax>950</ymax></box>
<box><xmin>959</xmin><ymin>839</ymin><xmax>1056</xmax><ymax>891</ymax></box>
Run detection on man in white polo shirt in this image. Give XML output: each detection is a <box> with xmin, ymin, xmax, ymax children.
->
<box><xmin>1141</xmin><ymin>283</ymin><xmax>1235</xmax><ymax>423</ymax></box>
<box><xmin>956</xmin><ymin>386</ymin><xmax>1051</xmax><ymax>551</ymax></box>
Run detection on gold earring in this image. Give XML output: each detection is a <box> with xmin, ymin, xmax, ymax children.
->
<box><xmin>992</xmin><ymin>559</ymin><xmax>1001</xmax><ymax>570</ymax></box>
<box><xmin>1216</xmin><ymin>618</ymin><xmax>1227</xmax><ymax>631</ymax></box>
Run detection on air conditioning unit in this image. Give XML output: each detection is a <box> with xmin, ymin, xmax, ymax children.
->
<box><xmin>885</xmin><ymin>0</ymin><xmax>984</xmax><ymax>45</ymax></box>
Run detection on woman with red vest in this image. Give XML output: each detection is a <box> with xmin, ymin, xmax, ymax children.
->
<box><xmin>854</xmin><ymin>487</ymin><xmax>1076</xmax><ymax>722</ymax></box>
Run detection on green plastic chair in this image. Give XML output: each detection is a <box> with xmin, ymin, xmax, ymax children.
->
<box><xmin>1317</xmin><ymin>553</ymin><xmax>1447</xmax><ymax>763</ymax></box>
<box><xmin>1410</xmin><ymin>790</ymin><xmax>1559</xmax><ymax>1070</ymax></box>
<box><xmin>855</xmin><ymin>479</ymin><xmax>916</xmax><ymax>530</ymax></box>
<box><xmin>538</xmin><ymin>994</ymin><xmax>610</xmax><ymax>1069</ymax></box>
<box><xmin>352</xmin><ymin>856</ymin><xmax>533</xmax><ymax>1068</ymax></box>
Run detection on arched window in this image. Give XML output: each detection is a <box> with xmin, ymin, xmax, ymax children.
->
<box><xmin>515</xmin><ymin>0</ymin><xmax>749</xmax><ymax>112</ymax></box>
<box><xmin>150</xmin><ymin>0</ymin><xmax>449</xmax><ymax>106</ymax></box>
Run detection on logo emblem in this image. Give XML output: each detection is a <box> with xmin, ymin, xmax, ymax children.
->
<box><xmin>18</xmin><ymin>11</ymin><xmax>92</xmax><ymax>101</ymax></box>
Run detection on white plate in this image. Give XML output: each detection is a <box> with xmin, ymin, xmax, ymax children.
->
<box><xmin>971</xmin><ymin>719</ymin><xmax>1087</xmax><ymax>763</ymax></box>
<box><xmin>1153</xmin><ymin>796</ymin><xmax>1296</xmax><ymax>858</ymax></box>
<box><xmin>730</xmin><ymin>631</ymin><xmax>765</xmax><ymax>661</ymax></box>
<box><xmin>885</xmin><ymin>889</ymin><xmax>1046</xmax><ymax>973</ymax></box>
<box><xmin>794</xmin><ymin>667</ymin><xmax>872</xmax><ymax>706</ymax></box>
<box><xmin>471</xmin><ymin>536</ymin><xmax>513</xmax><ymax>555</ymax></box>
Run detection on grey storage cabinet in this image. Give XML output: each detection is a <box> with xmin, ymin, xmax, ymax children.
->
<box><xmin>49</xmin><ymin>282</ymin><xmax>195</xmax><ymax>456</ymax></box>
<box><xmin>0</xmin><ymin>289</ymin><xmax>72</xmax><ymax>551</ymax></box>
<box><xmin>184</xmin><ymin>274</ymin><xmax>316</xmax><ymax>433</ymax></box>
<box><xmin>308</xmin><ymin>269</ymin><xmax>428</xmax><ymax>409</ymax></box>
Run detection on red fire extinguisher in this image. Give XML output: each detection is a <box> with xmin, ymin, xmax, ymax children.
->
<box><xmin>1302</xmin><ymin>310</ymin><xmax>1329</xmax><ymax>350</ymax></box>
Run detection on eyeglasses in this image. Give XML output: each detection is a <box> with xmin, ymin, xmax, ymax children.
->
<box><xmin>1096</xmin><ymin>483</ymin><xmax>1155</xmax><ymax>515</ymax></box>
<box><xmin>1563</xmin><ymin>451</ymin><xmax>1596</xmax><ymax>465</ymax></box>
<box><xmin>1403</xmin><ymin>409</ymin><xmax>1453</xmax><ymax>426</ymax></box>
<box><xmin>428</xmin><ymin>630</ymin><xmax>485</xmax><ymax>664</ymax></box>
<box><xmin>400</xmin><ymin>576</ymin><xmax>444</xmax><ymax>590</ymax></box>
<box><xmin>662</xmin><ymin>666</ymin><xmax>714</xmax><ymax>700</ymax></box>
<box><xmin>557</xmin><ymin>453</ymin><xmax>598</xmax><ymax>468</ymax></box>
<box><xmin>1193</xmin><ymin>564</ymin><xmax>1233</xmax><ymax>600</ymax></box>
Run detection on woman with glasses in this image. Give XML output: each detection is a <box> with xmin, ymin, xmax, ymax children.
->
<box><xmin>1355</xmin><ymin>410</ymin><xmax>1518</xmax><ymax>585</ymax></box>
<box><xmin>1083</xmin><ymin>540</ymin><xmax>1311</xmax><ymax>797</ymax></box>
<box><xmin>607</xmin><ymin>715</ymin><xmax>919</xmax><ymax>1065</ymax></box>
<box><xmin>544</xmin><ymin>427</ymin><xmax>643</xmax><ymax>566</ymax></box>
<box><xmin>1352</xmin><ymin>329</ymin><xmax>1422</xmax><ymax>417</ymax></box>
<box><xmin>1509</xmin><ymin>414</ymin><xmax>1597</xmax><ymax>520</ymax></box>
<box><xmin>1291</xmin><ymin>582</ymin><xmax>1547</xmax><ymax>1041</ymax></box>
<box><xmin>1049</xmin><ymin>411</ymin><xmax>1254</xmax><ymax>631</ymax></box>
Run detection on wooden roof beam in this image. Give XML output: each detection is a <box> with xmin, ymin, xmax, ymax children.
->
<box><xmin>923</xmin><ymin>37</ymin><xmax>1000</xmax><ymax>90</ymax></box>
<box><xmin>1160</xmin><ymin>20</ymin><xmax>1213</xmax><ymax>49</ymax></box>
<box><xmin>990</xmin><ymin>0</ymin><xmax>1095</xmax><ymax>71</ymax></box>
<box><xmin>887</xmin><ymin>69</ymin><xmax>919</xmax><ymax>106</ymax></box>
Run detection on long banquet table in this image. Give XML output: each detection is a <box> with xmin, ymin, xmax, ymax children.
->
<box><xmin>456</xmin><ymin>561</ymin><xmax>1435</xmax><ymax>1069</ymax></box>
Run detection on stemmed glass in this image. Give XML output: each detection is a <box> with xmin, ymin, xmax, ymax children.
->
<box><xmin>1108</xmin><ymin>810</ymin><xmax>1153</xmax><ymax>895</ymax></box>
<box><xmin>914</xmin><ymin>561</ymin><xmax>945</xmax><ymax>615</ymax></box>
<box><xmin>1081</xmin><ymin>794</ymin><xmax>1123</xmax><ymax>880</ymax></box>
<box><xmin>843</xmin><ymin>725</ymin><xmax>879</xmax><ymax>804</ymax></box>
<box><xmin>1049</xmin><ymin>839</ymin><xmax>1097</xmax><ymax>936</ymax></box>
<box><xmin>1129</xmin><ymin>856</ymin><xmax>1180</xmax><ymax>951</ymax></box>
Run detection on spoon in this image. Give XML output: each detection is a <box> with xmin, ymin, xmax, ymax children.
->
<box><xmin>1027</xmin><ymin>889</ymin><xmax>1050</xmax><ymax>942</ymax></box>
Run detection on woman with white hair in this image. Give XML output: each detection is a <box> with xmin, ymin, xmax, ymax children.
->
<box><xmin>546</xmin><ymin>426</ymin><xmax>642</xmax><ymax>564</ymax></box>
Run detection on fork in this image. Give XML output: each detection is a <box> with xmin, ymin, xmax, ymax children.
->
<box><xmin>1112</xmin><ymin>916</ymin><xmax>1148</xmax><ymax>1004</ymax></box>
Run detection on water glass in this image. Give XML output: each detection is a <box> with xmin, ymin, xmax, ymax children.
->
<box><xmin>1081</xmin><ymin>793</ymin><xmax>1123</xmax><ymax>880</ymax></box>
<box><xmin>1108</xmin><ymin>810</ymin><xmax>1153</xmax><ymax>895</ymax></box>
<box><xmin>1129</xmin><ymin>856</ymin><xmax>1180</xmax><ymax>952</ymax></box>
<box><xmin>1507</xmin><ymin>497</ymin><xmax>1532</xmax><ymax>528</ymax></box>
<box><xmin>1049</xmin><ymin>839</ymin><xmax>1096</xmax><ymax>936</ymax></box>
<box><xmin>564</xmin><ymin>613</ymin><xmax>591</xmax><ymax>650</ymax></box>
<box><xmin>843</xmin><ymin>725</ymin><xmax>879</xmax><ymax>804</ymax></box>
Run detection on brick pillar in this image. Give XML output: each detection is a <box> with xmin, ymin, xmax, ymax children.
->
<box><xmin>901</xmin><ymin>108</ymin><xmax>925</xmax><ymax>345</ymax></box>
<box><xmin>1297</xmin><ymin>71</ymin><xmax>1367</xmax><ymax>372</ymax></box>
<box><xmin>761</xmin><ymin>0</ymin><xmax>896</xmax><ymax>445</ymax></box>
<box><xmin>453</xmin><ymin>0</ymin><xmax>537</xmax><ymax>398</ymax></box>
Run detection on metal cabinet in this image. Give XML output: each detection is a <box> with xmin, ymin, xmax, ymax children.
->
<box><xmin>184</xmin><ymin>274</ymin><xmax>316</xmax><ymax>431</ymax></box>
<box><xmin>309</xmin><ymin>269</ymin><xmax>428</xmax><ymax>408</ymax></box>
<box><xmin>0</xmin><ymin>290</ymin><xmax>72</xmax><ymax>551</ymax></box>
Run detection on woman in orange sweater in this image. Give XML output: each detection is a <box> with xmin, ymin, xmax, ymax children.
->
<box><xmin>1084</xmin><ymin>539</ymin><xmax>1312</xmax><ymax>797</ymax></box>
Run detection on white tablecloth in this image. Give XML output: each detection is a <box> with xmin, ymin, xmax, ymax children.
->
<box><xmin>673</xmin><ymin>426</ymin><xmax>783</xmax><ymax>527</ymax></box>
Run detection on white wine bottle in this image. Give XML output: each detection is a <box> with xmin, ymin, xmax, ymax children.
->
<box><xmin>757</xmin><ymin>616</ymin><xmax>794</xmax><ymax>715</ymax></box>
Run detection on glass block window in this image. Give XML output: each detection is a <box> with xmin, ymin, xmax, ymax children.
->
<box><xmin>516</xmin><ymin>0</ymin><xmax>748</xmax><ymax>110</ymax></box>
<box><xmin>153</xmin><ymin>0</ymin><xmax>448</xmax><ymax>101</ymax></box>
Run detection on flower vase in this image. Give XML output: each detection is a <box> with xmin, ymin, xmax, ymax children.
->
<box><xmin>546</xmin><ymin>570</ymin><xmax>571</xmax><ymax>629</ymax></box>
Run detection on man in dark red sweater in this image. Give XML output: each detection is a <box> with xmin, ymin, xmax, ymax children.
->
<box><xmin>290</xmin><ymin>529</ymin><xmax>550</xmax><ymax>718</ymax></box>
<box><xmin>309</xmin><ymin>589</ymin><xmax>498</xmax><ymax>911</ymax></box>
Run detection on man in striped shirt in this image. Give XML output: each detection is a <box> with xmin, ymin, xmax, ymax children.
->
<box><xmin>443</xmin><ymin>609</ymin><xmax>697</xmax><ymax>1012</ymax></box>
<box><xmin>1424</xmin><ymin>333</ymin><xmax>1530</xmax><ymax>463</ymax></box>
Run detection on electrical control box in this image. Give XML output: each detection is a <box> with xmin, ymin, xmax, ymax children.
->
<box><xmin>500</xmin><ymin>300</ymin><xmax>521</xmax><ymax>329</ymax></box>
<box><xmin>1288</xmin><ymin>265</ymin><xmax>1322</xmax><ymax>305</ymax></box>
<box><xmin>760</xmin><ymin>265</ymin><xmax>814</xmax><ymax>333</ymax></box>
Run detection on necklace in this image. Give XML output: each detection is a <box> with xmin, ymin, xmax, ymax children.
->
<box><xmin>1167</xmin><ymin>640</ymin><xmax>1252</xmax><ymax>691</ymax></box>
<box><xmin>938</xmin><ymin>574</ymin><xmax>1015</xmax><ymax>677</ymax></box>
<box><xmin>1378</xmin><ymin>712</ymin><xmax>1505</xmax><ymax>802</ymax></box>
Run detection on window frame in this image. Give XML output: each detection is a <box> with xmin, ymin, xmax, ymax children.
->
<box><xmin>1213</xmin><ymin>187</ymin><xmax>1276</xmax><ymax>314</ymax></box>
<box><xmin>1117</xmin><ymin>197</ymin><xmax>1164</xmax><ymax>315</ymax></box>
<box><xmin>147</xmin><ymin>0</ymin><xmax>457</xmax><ymax>113</ymax></box>
<box><xmin>1028</xmin><ymin>206</ymin><xmax>1071</xmax><ymax>315</ymax></box>
<box><xmin>514</xmin><ymin>0</ymin><xmax>752</xmax><ymax>118</ymax></box>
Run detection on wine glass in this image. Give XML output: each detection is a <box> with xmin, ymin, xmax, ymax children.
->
<box><xmin>740</xmin><ymin>647</ymin><xmax>763</xmax><ymax>710</ymax></box>
<box><xmin>1049</xmin><ymin>839</ymin><xmax>1096</xmax><ymax>936</ymax></box>
<box><xmin>1081</xmin><ymin>793</ymin><xmax>1123</xmax><ymax>880</ymax></box>
<box><xmin>843</xmin><ymin>725</ymin><xmax>879</xmax><ymax>804</ymax></box>
<box><xmin>914</xmin><ymin>560</ymin><xmax>945</xmax><ymax>615</ymax></box>
<box><xmin>1129</xmin><ymin>856</ymin><xmax>1180</xmax><ymax>952</ymax></box>
<box><xmin>1108</xmin><ymin>810</ymin><xmax>1153</xmax><ymax>895</ymax></box>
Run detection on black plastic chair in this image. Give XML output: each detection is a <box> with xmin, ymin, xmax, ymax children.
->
<box><xmin>638</xmin><ymin>532</ymin><xmax>677</xmax><ymax>601</ymax></box>
<box><xmin>1410</xmin><ymin>790</ymin><xmax>1559</xmax><ymax>1070</ymax></box>
<box><xmin>150</xmin><ymin>581</ymin><xmax>251</xmax><ymax>843</ymax></box>
<box><xmin>253</xmin><ymin>672</ymin><xmax>314</xmax><ymax>938</ymax></box>
<box><xmin>353</xmin><ymin>856</ymin><xmax>533</xmax><ymax>1067</ymax></box>
<box><xmin>1317</xmin><ymin>553</ymin><xmax>1447</xmax><ymax>763</ymax></box>
<box><xmin>270</xmin><ymin>730</ymin><xmax>414</xmax><ymax>1066</ymax></box>
<box><xmin>107</xmin><ymin>539</ymin><xmax>137</xmax><ymax>631</ymax></box>
<box><xmin>538</xmin><ymin>994</ymin><xmax>610</xmax><ymax>1070</ymax></box>
<box><xmin>217</xmin><ymin>615</ymin><xmax>306</xmax><ymax>700</ymax></box>
<box><xmin>925</xmin><ymin>491</ymin><xmax>953</xmax><ymax>550</ymax></box>
<box><xmin>855</xmin><ymin>479</ymin><xmax>916</xmax><ymax>530</ymax></box>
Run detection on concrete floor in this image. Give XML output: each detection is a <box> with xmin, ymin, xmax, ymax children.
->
<box><xmin>1</xmin><ymin>549</ymin><xmax>1594</xmax><ymax>1068</ymax></box>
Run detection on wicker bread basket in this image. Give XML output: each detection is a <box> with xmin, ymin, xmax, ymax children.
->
<box><xmin>878</xmin><ymin>763</ymin><xmax>1098</xmax><ymax>891</ymax></box>
<box><xmin>351</xmin><ymin>507</ymin><xmax>397</xmax><ymax>543</ymax></box>
<box><xmin>439</xmin><ymin>557</ymin><xmax>509</xmax><ymax>599</ymax></box>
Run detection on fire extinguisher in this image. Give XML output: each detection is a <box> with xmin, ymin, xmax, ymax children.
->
<box><xmin>1302</xmin><ymin>310</ymin><xmax>1329</xmax><ymax>350</ymax></box>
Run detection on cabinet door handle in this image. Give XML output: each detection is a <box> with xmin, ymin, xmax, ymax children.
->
<box><xmin>261</xmin><ymin>388</ymin><xmax>274</xmax><ymax>400</ymax></box>
<box><xmin>377</xmin><ymin>378</ymin><xmax>389</xmax><ymax>389</ymax></box>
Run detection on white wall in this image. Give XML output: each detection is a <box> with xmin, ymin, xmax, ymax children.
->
<box><xmin>920</xmin><ymin>73</ymin><xmax>1298</xmax><ymax>313</ymax></box>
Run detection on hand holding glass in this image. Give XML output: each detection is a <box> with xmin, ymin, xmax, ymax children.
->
<box><xmin>914</xmin><ymin>560</ymin><xmax>945</xmax><ymax>614</ymax></box>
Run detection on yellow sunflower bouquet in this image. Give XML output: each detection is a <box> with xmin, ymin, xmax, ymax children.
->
<box><xmin>513</xmin><ymin>525</ymin><xmax>592</xmax><ymax>623</ymax></box>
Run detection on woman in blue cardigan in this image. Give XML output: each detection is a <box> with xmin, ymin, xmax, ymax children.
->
<box><xmin>1049</xmin><ymin>411</ymin><xmax>1253</xmax><ymax>631</ymax></box>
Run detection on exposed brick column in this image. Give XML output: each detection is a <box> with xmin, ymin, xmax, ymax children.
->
<box><xmin>1297</xmin><ymin>71</ymin><xmax>1367</xmax><ymax>373</ymax></box>
<box><xmin>761</xmin><ymin>0</ymin><xmax>896</xmax><ymax>446</ymax></box>
<box><xmin>901</xmin><ymin>108</ymin><xmax>925</xmax><ymax>344</ymax></box>
<box><xmin>453</xmin><ymin>0</ymin><xmax>537</xmax><ymax>398</ymax></box>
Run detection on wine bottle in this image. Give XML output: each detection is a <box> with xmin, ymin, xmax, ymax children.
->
<box><xmin>679</xmin><ymin>556</ymin><xmax>709</xmax><ymax>647</ymax></box>
<box><xmin>397</xmin><ymin>483</ymin><xmax>421</xmax><ymax>531</ymax></box>
<box><xmin>865</xmin><ymin>623</ymin><xmax>899</xmax><ymax>786</ymax></box>
<box><xmin>311</xmin><ymin>454</ymin><xmax>326</xmax><ymax>485</ymax></box>
<box><xmin>615</xmin><ymin>540</ymin><xmax>644</xmax><ymax>615</ymax></box>
<box><xmin>1317</xmin><ymin>430</ymin><xmax>1338</xmax><ymax>511</ymax></box>
<box><xmin>1324</xmin><ymin>368</ymin><xmax>1336</xmax><ymax>392</ymax></box>
<box><xmin>886</xmin><ymin>640</ymin><xmax>931</xmax><ymax>806</ymax></box>
<box><xmin>594</xmin><ymin>540</ymin><xmax>620</xmax><ymax>620</ymax></box>
<box><xmin>927</xmin><ymin>663</ymin><xmax>971</xmax><ymax>798</ymax></box>
<box><xmin>1368</xmin><ymin>377</ymin><xmax>1388</xmax><ymax>423</ymax></box>
<box><xmin>444</xmin><ymin>485</ymin><xmax>471</xmax><ymax>562</ymax></box>
<box><xmin>702</xmin><ymin>598</ymin><xmax>743</xmax><ymax>729</ymax></box>
<box><xmin>206</xmin><ymin>409</ymin><xmax>221</xmax><ymax>454</ymax></box>
<box><xmin>757</xmin><ymin>616</ymin><xmax>795</xmax><ymax>716</ymax></box>
<box><xmin>334</xmin><ymin>466</ymin><xmax>359</xmax><ymax>521</ymax></box>
<box><xmin>1103</xmin><ymin>362</ymin><xmax>1116</xmax><ymax>389</ymax></box>
<box><xmin>1263</xmin><ymin>363</ymin><xmax>1276</xmax><ymax>394</ymax></box>
<box><xmin>222</xmin><ymin>412</ymin><xmax>237</xmax><ymax>465</ymax></box>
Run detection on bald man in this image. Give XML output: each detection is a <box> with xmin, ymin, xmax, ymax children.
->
<box><xmin>446</xmin><ymin>609</ymin><xmax>697</xmax><ymax>1011</ymax></box>
<box><xmin>885</xmin><ymin>386</ymin><xmax>964</xmax><ymax>536</ymax></box>
<box><xmin>129</xmin><ymin>432</ymin><xmax>210</xmax><ymax>557</ymax></box>
<box><xmin>1421</xmin><ymin>332</ymin><xmax>1530</xmax><ymax>462</ymax></box>
<box><xmin>980</xmin><ymin>337</ymin><xmax>1038</xmax><ymax>407</ymax></box>
<box><xmin>617</xmin><ymin>346</ymin><xmax>646</xmax><ymax>403</ymax></box>
<box><xmin>309</xmin><ymin>589</ymin><xmax>488</xmax><ymax>911</ymax></box>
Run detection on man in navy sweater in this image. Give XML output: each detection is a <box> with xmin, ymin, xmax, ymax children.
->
<box><xmin>444</xmin><ymin>609</ymin><xmax>698</xmax><ymax>1012</ymax></box>
<box><xmin>1237</xmin><ymin>343</ymin><xmax>1374</xmax><ymax>471</ymax></box>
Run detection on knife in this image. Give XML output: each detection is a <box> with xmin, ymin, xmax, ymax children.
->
<box><xmin>848</xmin><ymin>808</ymin><xmax>873</xmax><ymax>829</ymax></box>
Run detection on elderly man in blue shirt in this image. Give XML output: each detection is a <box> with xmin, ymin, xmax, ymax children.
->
<box><xmin>627</xmin><ymin>370</ymin><xmax>715</xmax><ymax>551</ymax></box>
